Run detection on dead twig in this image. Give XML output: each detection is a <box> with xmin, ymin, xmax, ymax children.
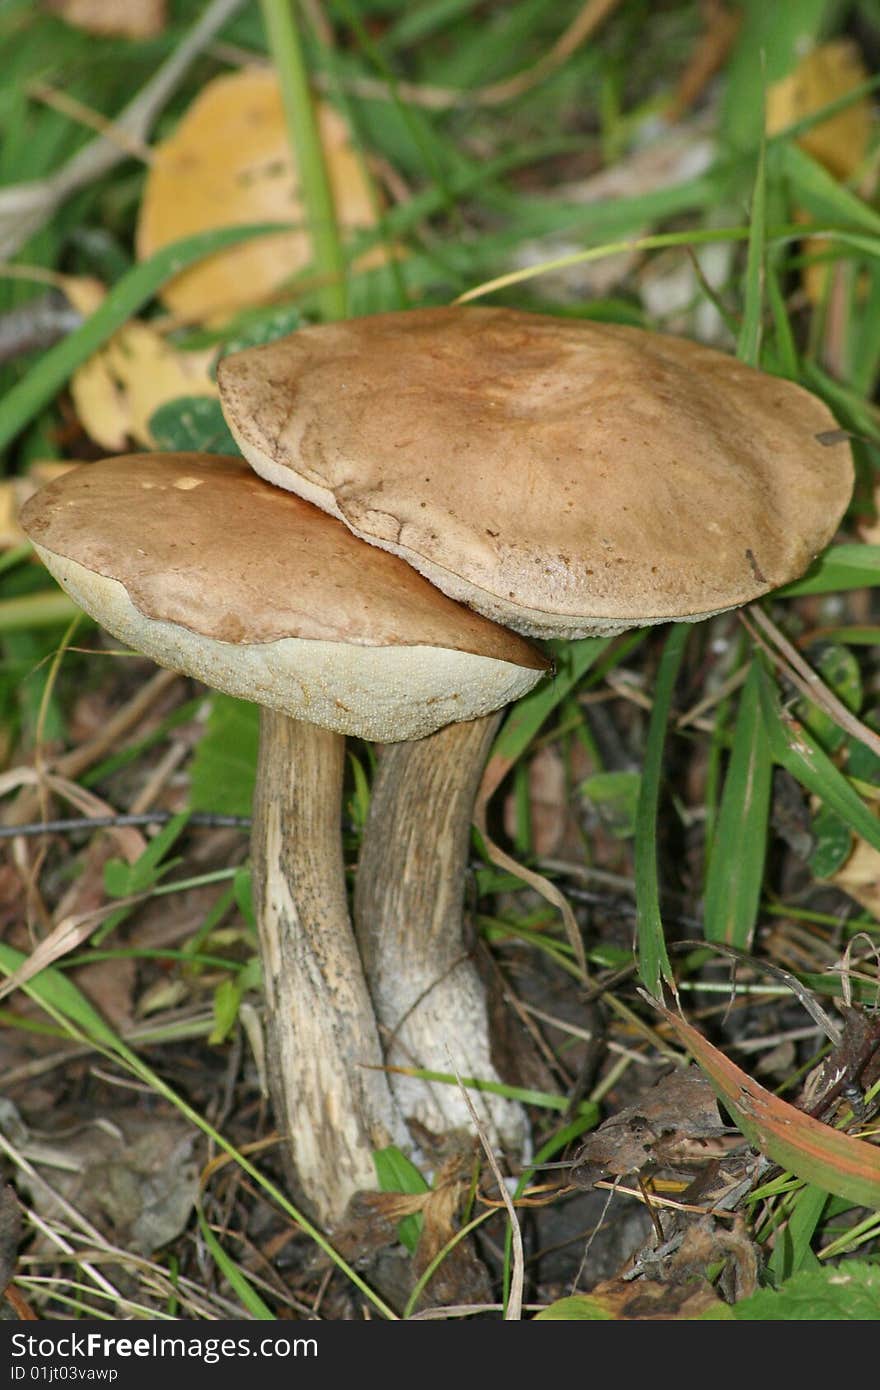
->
<box><xmin>0</xmin><ymin>0</ymin><xmax>246</xmax><ymax>262</ymax></box>
<box><xmin>742</xmin><ymin>606</ymin><xmax>880</xmax><ymax>762</ymax></box>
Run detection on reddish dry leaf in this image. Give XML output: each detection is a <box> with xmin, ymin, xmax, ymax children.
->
<box><xmin>649</xmin><ymin>998</ymin><xmax>880</xmax><ymax>1210</ymax></box>
<box><xmin>570</xmin><ymin>1067</ymin><xmax>736</xmax><ymax>1187</ymax></box>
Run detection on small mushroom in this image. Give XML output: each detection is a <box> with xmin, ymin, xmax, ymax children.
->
<box><xmin>19</xmin><ymin>451</ymin><xmax>548</xmax><ymax>1227</ymax></box>
<box><xmin>218</xmin><ymin>305</ymin><xmax>854</xmax><ymax>1144</ymax></box>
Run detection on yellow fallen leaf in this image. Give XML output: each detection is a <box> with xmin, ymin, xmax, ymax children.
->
<box><xmin>767</xmin><ymin>41</ymin><xmax>872</xmax><ymax>304</ymax></box>
<box><xmin>47</xmin><ymin>0</ymin><xmax>166</xmax><ymax>40</ymax></box>
<box><xmin>70</xmin><ymin>318</ymin><xmax>217</xmax><ymax>451</ymax></box>
<box><xmin>57</xmin><ymin>275</ymin><xmax>106</xmax><ymax>317</ymax></box>
<box><xmin>136</xmin><ymin>67</ymin><xmax>390</xmax><ymax>324</ymax></box>
<box><xmin>766</xmin><ymin>40</ymin><xmax>871</xmax><ymax>181</ymax></box>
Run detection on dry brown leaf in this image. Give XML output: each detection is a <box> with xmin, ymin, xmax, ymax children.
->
<box><xmin>72</xmin><ymin>956</ymin><xmax>136</xmax><ymax>1033</ymax></box>
<box><xmin>9</xmin><ymin>1107</ymin><xmax>198</xmax><ymax>1256</ymax></box>
<box><xmin>588</xmin><ymin>1273</ymin><xmax>726</xmax><ymax>1320</ymax></box>
<box><xmin>47</xmin><ymin>0</ymin><xmax>167</xmax><ymax>40</ymax></box>
<box><xmin>766</xmin><ymin>41</ymin><xmax>872</xmax><ymax>304</ymax></box>
<box><xmin>136</xmin><ymin>67</ymin><xmax>390</xmax><ymax>324</ymax></box>
<box><xmin>570</xmin><ymin>1068</ymin><xmax>736</xmax><ymax>1189</ymax></box>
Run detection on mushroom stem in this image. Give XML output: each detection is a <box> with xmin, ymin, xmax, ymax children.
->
<box><xmin>354</xmin><ymin>713</ymin><xmax>528</xmax><ymax>1156</ymax></box>
<box><xmin>252</xmin><ymin>707</ymin><xmax>409</xmax><ymax>1228</ymax></box>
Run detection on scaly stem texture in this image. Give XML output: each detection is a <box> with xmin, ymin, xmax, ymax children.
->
<box><xmin>354</xmin><ymin>714</ymin><xmax>528</xmax><ymax>1154</ymax></box>
<box><xmin>252</xmin><ymin>709</ymin><xmax>406</xmax><ymax>1228</ymax></box>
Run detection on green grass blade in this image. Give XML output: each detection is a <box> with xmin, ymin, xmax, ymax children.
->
<box><xmin>756</xmin><ymin>661</ymin><xmax>880</xmax><ymax>853</ymax></box>
<box><xmin>260</xmin><ymin>0</ymin><xmax>346</xmax><ymax>321</ymax></box>
<box><xmin>766</xmin><ymin>1185</ymin><xmax>829</xmax><ymax>1282</ymax></box>
<box><xmin>703</xmin><ymin>659</ymin><xmax>772</xmax><ymax>948</ymax></box>
<box><xmin>196</xmin><ymin>1206</ymin><xmax>275</xmax><ymax>1319</ymax></box>
<box><xmin>738</xmin><ymin>132</ymin><xmax>767</xmax><ymax>366</ymax></box>
<box><xmin>776</xmin><ymin>545</ymin><xmax>880</xmax><ymax>597</ymax></box>
<box><xmin>635</xmin><ymin>623</ymin><xmax>689</xmax><ymax>997</ymax></box>
<box><xmin>373</xmin><ymin>1145</ymin><xmax>429</xmax><ymax>1255</ymax></box>
<box><xmin>0</xmin><ymin>943</ymin><xmax>397</xmax><ymax>1318</ymax></box>
<box><xmin>780</xmin><ymin>141</ymin><xmax>880</xmax><ymax>238</ymax></box>
<box><xmin>0</xmin><ymin>222</ymin><xmax>289</xmax><ymax>454</ymax></box>
<box><xmin>487</xmin><ymin>636</ymin><xmax>609</xmax><ymax>770</ymax></box>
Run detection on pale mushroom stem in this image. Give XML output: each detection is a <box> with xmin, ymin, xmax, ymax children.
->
<box><xmin>354</xmin><ymin>712</ymin><xmax>528</xmax><ymax>1156</ymax></box>
<box><xmin>252</xmin><ymin>707</ymin><xmax>409</xmax><ymax>1228</ymax></box>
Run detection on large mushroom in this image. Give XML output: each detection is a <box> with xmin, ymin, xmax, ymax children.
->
<box><xmin>217</xmin><ymin>305</ymin><xmax>854</xmax><ymax>1138</ymax></box>
<box><xmin>19</xmin><ymin>451</ymin><xmax>548</xmax><ymax>1228</ymax></box>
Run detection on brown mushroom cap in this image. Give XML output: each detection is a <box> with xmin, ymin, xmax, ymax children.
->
<box><xmin>20</xmin><ymin>453</ymin><xmax>548</xmax><ymax>741</ymax></box>
<box><xmin>217</xmin><ymin>306</ymin><xmax>854</xmax><ymax>638</ymax></box>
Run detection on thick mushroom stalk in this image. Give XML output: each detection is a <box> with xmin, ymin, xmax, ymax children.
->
<box><xmin>254</xmin><ymin>711</ymin><xmax>408</xmax><ymax>1223</ymax></box>
<box><xmin>355</xmin><ymin>713</ymin><xmax>528</xmax><ymax>1155</ymax></box>
<box><xmin>20</xmin><ymin>453</ymin><xmax>547</xmax><ymax>1233</ymax></box>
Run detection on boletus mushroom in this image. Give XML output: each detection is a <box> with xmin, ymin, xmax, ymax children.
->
<box><xmin>217</xmin><ymin>305</ymin><xmax>854</xmax><ymax>1141</ymax></box>
<box><xmin>19</xmin><ymin>451</ymin><xmax>549</xmax><ymax>1228</ymax></box>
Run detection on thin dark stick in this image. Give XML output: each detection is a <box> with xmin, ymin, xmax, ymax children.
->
<box><xmin>0</xmin><ymin>812</ymin><xmax>251</xmax><ymax>838</ymax></box>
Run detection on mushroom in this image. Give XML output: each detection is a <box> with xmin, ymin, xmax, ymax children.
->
<box><xmin>19</xmin><ymin>451</ymin><xmax>549</xmax><ymax>1228</ymax></box>
<box><xmin>217</xmin><ymin>305</ymin><xmax>854</xmax><ymax>1140</ymax></box>
<box><xmin>216</xmin><ymin>306</ymin><xmax>853</xmax><ymax>638</ymax></box>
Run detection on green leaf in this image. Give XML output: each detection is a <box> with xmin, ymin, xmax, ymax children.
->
<box><xmin>703</xmin><ymin>661</ymin><xmax>772</xmax><ymax>948</ymax></box>
<box><xmin>776</xmin><ymin>545</ymin><xmax>880</xmax><ymax>597</ymax></box>
<box><xmin>779</xmin><ymin>141</ymin><xmax>880</xmax><ymax>239</ymax></box>
<box><xmin>209</xmin><ymin>976</ymin><xmax>243</xmax><ymax>1046</ymax></box>
<box><xmin>720</xmin><ymin>0</ymin><xmax>830</xmax><ymax>153</ymax></box>
<box><xmin>534</xmin><ymin>1295</ymin><xmax>614</xmax><ymax>1321</ymax></box>
<box><xmin>738</xmin><ymin>133</ymin><xmax>767</xmax><ymax>366</ymax></box>
<box><xmin>373</xmin><ymin>1145</ymin><xmax>429</xmax><ymax>1255</ymax></box>
<box><xmin>346</xmin><ymin>750</ymin><xmax>372</xmax><ymax>834</ymax></box>
<box><xmin>796</xmin><ymin>643</ymin><xmax>862</xmax><ymax>754</ymax></box>
<box><xmin>218</xmin><ymin>304</ymin><xmax>304</xmax><ymax>359</ymax></box>
<box><xmin>0</xmin><ymin>942</ymin><xmax>118</xmax><ymax>1050</ymax></box>
<box><xmin>808</xmin><ymin>802</ymin><xmax>853</xmax><ymax>878</ymax></box>
<box><xmin>847</xmin><ymin>718</ymin><xmax>880</xmax><ymax>783</ymax></box>
<box><xmin>233</xmin><ymin>866</ymin><xmax>256</xmax><ymax>930</ymax></box>
<box><xmin>766</xmin><ymin>1186</ymin><xmax>830</xmax><ymax>1283</ymax></box>
<box><xmin>103</xmin><ymin>812</ymin><xmax>191</xmax><ymax>898</ymax></box>
<box><xmin>757</xmin><ymin>663</ymin><xmax>880</xmax><ymax>855</ymax></box>
<box><xmin>196</xmin><ymin>1206</ymin><xmax>275</xmax><ymax>1319</ymax></box>
<box><xmin>189</xmin><ymin>694</ymin><xmax>260</xmax><ymax>818</ymax></box>
<box><xmin>731</xmin><ymin>1263</ymin><xmax>880</xmax><ymax>1320</ymax></box>
<box><xmin>149</xmin><ymin>396</ymin><xmax>241</xmax><ymax>456</ymax></box>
